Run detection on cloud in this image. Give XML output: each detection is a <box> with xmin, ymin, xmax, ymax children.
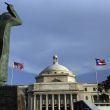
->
<box><xmin>1</xmin><ymin>0</ymin><xmax>110</xmax><ymax>78</ymax></box>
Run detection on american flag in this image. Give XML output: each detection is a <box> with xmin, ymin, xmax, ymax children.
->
<box><xmin>14</xmin><ymin>62</ymin><xmax>24</xmax><ymax>69</ymax></box>
<box><xmin>95</xmin><ymin>58</ymin><xmax>106</xmax><ymax>66</ymax></box>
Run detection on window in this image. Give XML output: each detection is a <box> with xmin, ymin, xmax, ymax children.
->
<box><xmin>54</xmin><ymin>94</ymin><xmax>58</xmax><ymax>99</ymax></box>
<box><xmin>86</xmin><ymin>96</ymin><xmax>88</xmax><ymax>100</ymax></box>
<box><xmin>66</xmin><ymin>94</ymin><xmax>70</xmax><ymax>99</ymax></box>
<box><xmin>42</xmin><ymin>95</ymin><xmax>46</xmax><ymax>100</ymax></box>
<box><xmin>60</xmin><ymin>95</ymin><xmax>64</xmax><ymax>99</ymax></box>
<box><xmin>85</xmin><ymin>88</ymin><xmax>87</xmax><ymax>91</ymax></box>
<box><xmin>25</xmin><ymin>94</ymin><xmax>28</xmax><ymax>101</ymax></box>
<box><xmin>48</xmin><ymin>95</ymin><xmax>52</xmax><ymax>100</ymax></box>
<box><xmin>54</xmin><ymin>72</ymin><xmax>57</xmax><ymax>74</ymax></box>
<box><xmin>26</xmin><ymin>88</ymin><xmax>28</xmax><ymax>92</ymax></box>
<box><xmin>93</xmin><ymin>88</ymin><xmax>96</xmax><ymax>91</ymax></box>
<box><xmin>36</xmin><ymin>95</ymin><xmax>40</xmax><ymax>100</ymax></box>
<box><xmin>42</xmin><ymin>104</ymin><xmax>45</xmax><ymax>106</ymax></box>
<box><xmin>67</xmin><ymin>104</ymin><xmax>70</xmax><ymax>106</ymax></box>
<box><xmin>94</xmin><ymin>96</ymin><xmax>97</xmax><ymax>101</ymax></box>
<box><xmin>61</xmin><ymin>104</ymin><xmax>64</xmax><ymax>106</ymax></box>
<box><xmin>48</xmin><ymin>104</ymin><xmax>52</xmax><ymax>106</ymax></box>
<box><xmin>51</xmin><ymin>79</ymin><xmax>61</xmax><ymax>82</ymax></box>
<box><xmin>72</xmin><ymin>94</ymin><xmax>76</xmax><ymax>99</ymax></box>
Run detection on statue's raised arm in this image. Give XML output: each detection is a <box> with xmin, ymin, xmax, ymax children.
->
<box><xmin>4</xmin><ymin>2</ymin><xmax>22</xmax><ymax>25</ymax></box>
<box><xmin>0</xmin><ymin>3</ymin><xmax>23</xmax><ymax>86</ymax></box>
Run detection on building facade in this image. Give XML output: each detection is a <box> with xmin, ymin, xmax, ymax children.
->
<box><xmin>18</xmin><ymin>55</ymin><xmax>110</xmax><ymax>110</ymax></box>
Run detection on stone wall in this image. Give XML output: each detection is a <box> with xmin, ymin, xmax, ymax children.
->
<box><xmin>36</xmin><ymin>77</ymin><xmax>44</xmax><ymax>83</ymax></box>
<box><xmin>67</xmin><ymin>76</ymin><xmax>76</xmax><ymax>82</ymax></box>
<box><xmin>0</xmin><ymin>86</ymin><xmax>26</xmax><ymax>110</ymax></box>
<box><xmin>34</xmin><ymin>82</ymin><xmax>78</xmax><ymax>90</ymax></box>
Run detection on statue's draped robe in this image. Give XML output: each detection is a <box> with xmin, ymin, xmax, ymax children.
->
<box><xmin>0</xmin><ymin>5</ymin><xmax>22</xmax><ymax>82</ymax></box>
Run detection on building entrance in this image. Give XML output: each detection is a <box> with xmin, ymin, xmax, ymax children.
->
<box><xmin>67</xmin><ymin>107</ymin><xmax>70</xmax><ymax>110</ymax></box>
<box><xmin>42</xmin><ymin>107</ymin><xmax>46</xmax><ymax>110</ymax></box>
<box><xmin>48</xmin><ymin>107</ymin><xmax>52</xmax><ymax>110</ymax></box>
<box><xmin>54</xmin><ymin>107</ymin><xmax>58</xmax><ymax>110</ymax></box>
<box><xmin>61</xmin><ymin>107</ymin><xmax>64</xmax><ymax>110</ymax></box>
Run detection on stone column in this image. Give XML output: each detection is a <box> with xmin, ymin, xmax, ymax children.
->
<box><xmin>70</xmin><ymin>94</ymin><xmax>73</xmax><ymax>110</ymax></box>
<box><xmin>77</xmin><ymin>94</ymin><xmax>78</xmax><ymax>101</ymax></box>
<box><xmin>58</xmin><ymin>94</ymin><xmax>60</xmax><ymax>110</ymax></box>
<box><xmin>31</xmin><ymin>97</ymin><xmax>33</xmax><ymax>110</ymax></box>
<box><xmin>64</xmin><ymin>94</ymin><xmax>67</xmax><ymax>110</ymax></box>
<box><xmin>46</xmin><ymin>94</ymin><xmax>48</xmax><ymax>110</ymax></box>
<box><xmin>40</xmin><ymin>94</ymin><xmax>42</xmax><ymax>110</ymax></box>
<box><xmin>109</xmin><ymin>96</ymin><xmax>110</xmax><ymax>103</ymax></box>
<box><xmin>92</xmin><ymin>95</ymin><xmax>94</xmax><ymax>103</ymax></box>
<box><xmin>52</xmin><ymin>94</ymin><xmax>54</xmax><ymax>110</ymax></box>
<box><xmin>34</xmin><ymin>95</ymin><xmax>36</xmax><ymax>110</ymax></box>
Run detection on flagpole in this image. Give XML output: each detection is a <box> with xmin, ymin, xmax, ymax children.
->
<box><xmin>11</xmin><ymin>60</ymin><xmax>14</xmax><ymax>86</ymax></box>
<box><xmin>94</xmin><ymin>58</ymin><xmax>99</xmax><ymax>103</ymax></box>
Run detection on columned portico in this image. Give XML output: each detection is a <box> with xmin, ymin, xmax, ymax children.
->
<box><xmin>34</xmin><ymin>93</ymin><xmax>78</xmax><ymax>110</ymax></box>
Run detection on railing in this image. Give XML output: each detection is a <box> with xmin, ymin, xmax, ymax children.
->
<box><xmin>94</xmin><ymin>100</ymin><xmax>110</xmax><ymax>103</ymax></box>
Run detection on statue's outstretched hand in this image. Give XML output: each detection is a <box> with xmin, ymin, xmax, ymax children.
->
<box><xmin>5</xmin><ymin>2</ymin><xmax>11</xmax><ymax>11</ymax></box>
<box><xmin>4</xmin><ymin>2</ymin><xmax>9</xmax><ymax>5</ymax></box>
<box><xmin>5</xmin><ymin>2</ymin><xmax>13</xmax><ymax>11</ymax></box>
<box><xmin>4</xmin><ymin>2</ymin><xmax>16</xmax><ymax>18</ymax></box>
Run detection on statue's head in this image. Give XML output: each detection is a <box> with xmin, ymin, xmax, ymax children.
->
<box><xmin>1</xmin><ymin>12</ymin><xmax>12</xmax><ymax>21</ymax></box>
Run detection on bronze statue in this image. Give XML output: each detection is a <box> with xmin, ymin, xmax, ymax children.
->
<box><xmin>0</xmin><ymin>2</ymin><xmax>22</xmax><ymax>86</ymax></box>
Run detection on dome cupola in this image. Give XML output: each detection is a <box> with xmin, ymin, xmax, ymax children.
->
<box><xmin>53</xmin><ymin>55</ymin><xmax>58</xmax><ymax>64</ymax></box>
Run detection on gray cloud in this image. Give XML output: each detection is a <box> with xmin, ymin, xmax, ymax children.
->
<box><xmin>1</xmin><ymin>0</ymin><xmax>110</xmax><ymax>77</ymax></box>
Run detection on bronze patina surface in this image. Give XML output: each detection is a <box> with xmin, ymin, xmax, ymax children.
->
<box><xmin>0</xmin><ymin>2</ymin><xmax>22</xmax><ymax>86</ymax></box>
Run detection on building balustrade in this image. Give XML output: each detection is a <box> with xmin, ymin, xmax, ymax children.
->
<box><xmin>94</xmin><ymin>100</ymin><xmax>110</xmax><ymax>103</ymax></box>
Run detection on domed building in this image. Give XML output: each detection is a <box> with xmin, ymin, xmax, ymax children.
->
<box><xmin>18</xmin><ymin>55</ymin><xmax>110</xmax><ymax>110</ymax></box>
<box><xmin>29</xmin><ymin>55</ymin><xmax>81</xmax><ymax>110</ymax></box>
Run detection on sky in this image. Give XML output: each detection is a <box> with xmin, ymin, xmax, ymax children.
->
<box><xmin>0</xmin><ymin>0</ymin><xmax>110</xmax><ymax>85</ymax></box>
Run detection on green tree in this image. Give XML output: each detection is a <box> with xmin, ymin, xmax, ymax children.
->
<box><xmin>98</xmin><ymin>75</ymin><xmax>110</xmax><ymax>102</ymax></box>
<box><xmin>102</xmin><ymin>75</ymin><xmax>110</xmax><ymax>92</ymax></box>
<box><xmin>5</xmin><ymin>84</ymin><xmax>9</xmax><ymax>86</ymax></box>
<box><xmin>99</xmin><ymin>94</ymin><xmax>109</xmax><ymax>102</ymax></box>
<box><xmin>98</xmin><ymin>83</ymin><xmax>104</xmax><ymax>92</ymax></box>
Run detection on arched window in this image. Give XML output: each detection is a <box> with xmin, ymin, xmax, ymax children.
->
<box><xmin>51</xmin><ymin>79</ymin><xmax>61</xmax><ymax>82</ymax></box>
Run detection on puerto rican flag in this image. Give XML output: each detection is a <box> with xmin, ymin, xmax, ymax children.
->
<box><xmin>14</xmin><ymin>62</ymin><xmax>24</xmax><ymax>69</ymax></box>
<box><xmin>95</xmin><ymin>58</ymin><xmax>106</xmax><ymax>66</ymax></box>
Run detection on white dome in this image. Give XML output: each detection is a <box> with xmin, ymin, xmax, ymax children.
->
<box><xmin>39</xmin><ymin>55</ymin><xmax>73</xmax><ymax>75</ymax></box>
<box><xmin>42</xmin><ymin>63</ymin><xmax>70</xmax><ymax>72</ymax></box>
